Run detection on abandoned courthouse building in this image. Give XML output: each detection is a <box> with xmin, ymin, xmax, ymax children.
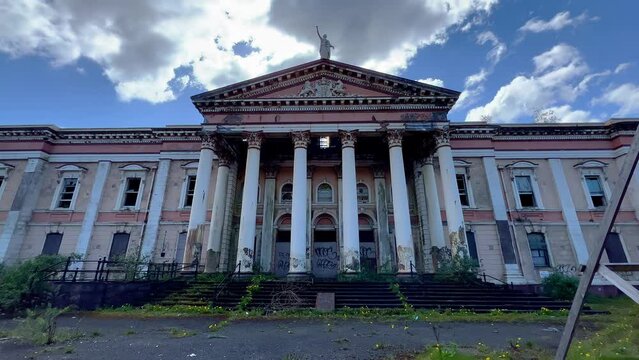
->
<box><xmin>1</xmin><ymin>58</ymin><xmax>638</xmax><ymax>285</ymax></box>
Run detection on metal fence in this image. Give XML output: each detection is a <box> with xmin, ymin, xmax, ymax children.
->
<box><xmin>47</xmin><ymin>257</ymin><xmax>202</xmax><ymax>282</ymax></box>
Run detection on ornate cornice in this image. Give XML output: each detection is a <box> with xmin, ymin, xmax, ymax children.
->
<box><xmin>291</xmin><ymin>131</ymin><xmax>311</xmax><ymax>149</ymax></box>
<box><xmin>338</xmin><ymin>130</ymin><xmax>358</xmax><ymax>148</ymax></box>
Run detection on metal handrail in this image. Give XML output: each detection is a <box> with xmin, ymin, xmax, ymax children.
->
<box><xmin>213</xmin><ymin>262</ymin><xmax>242</xmax><ymax>302</ymax></box>
<box><xmin>46</xmin><ymin>257</ymin><xmax>200</xmax><ymax>282</ymax></box>
<box><xmin>480</xmin><ymin>271</ymin><xmax>514</xmax><ymax>290</ymax></box>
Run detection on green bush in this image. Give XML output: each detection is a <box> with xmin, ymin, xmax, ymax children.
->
<box><xmin>431</xmin><ymin>246</ymin><xmax>480</xmax><ymax>284</ymax></box>
<box><xmin>13</xmin><ymin>306</ymin><xmax>70</xmax><ymax>345</ymax></box>
<box><xmin>542</xmin><ymin>272</ymin><xmax>579</xmax><ymax>300</ymax></box>
<box><xmin>0</xmin><ymin>255</ymin><xmax>67</xmax><ymax>313</ymax></box>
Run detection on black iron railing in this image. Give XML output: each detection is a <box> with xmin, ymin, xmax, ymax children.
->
<box><xmin>46</xmin><ymin>257</ymin><xmax>203</xmax><ymax>282</ymax></box>
<box><xmin>213</xmin><ymin>262</ymin><xmax>242</xmax><ymax>303</ymax></box>
<box><xmin>479</xmin><ymin>271</ymin><xmax>514</xmax><ymax>290</ymax></box>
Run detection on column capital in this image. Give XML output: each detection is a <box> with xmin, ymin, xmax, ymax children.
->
<box><xmin>373</xmin><ymin>166</ymin><xmax>386</xmax><ymax>178</ymax></box>
<box><xmin>385</xmin><ymin>129</ymin><xmax>404</xmax><ymax>148</ymax></box>
<box><xmin>339</xmin><ymin>130</ymin><xmax>358</xmax><ymax>148</ymax></box>
<box><xmin>217</xmin><ymin>153</ymin><xmax>233</xmax><ymax>167</ymax></box>
<box><xmin>416</xmin><ymin>155</ymin><xmax>435</xmax><ymax>168</ymax></box>
<box><xmin>243</xmin><ymin>132</ymin><xmax>263</xmax><ymax>149</ymax></box>
<box><xmin>291</xmin><ymin>131</ymin><xmax>311</xmax><ymax>149</ymax></box>
<box><xmin>199</xmin><ymin>131</ymin><xmax>216</xmax><ymax>150</ymax></box>
<box><xmin>434</xmin><ymin>130</ymin><xmax>451</xmax><ymax>149</ymax></box>
<box><xmin>264</xmin><ymin>165</ymin><xmax>278</xmax><ymax>179</ymax></box>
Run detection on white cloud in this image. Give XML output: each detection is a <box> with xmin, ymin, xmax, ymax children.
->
<box><xmin>0</xmin><ymin>0</ymin><xmax>498</xmax><ymax>103</ymax></box>
<box><xmin>465</xmin><ymin>68</ymin><xmax>488</xmax><ymax>88</ymax></box>
<box><xmin>596</xmin><ymin>83</ymin><xmax>639</xmax><ymax>116</ymax></box>
<box><xmin>519</xmin><ymin>11</ymin><xmax>596</xmax><ymax>33</ymax></box>
<box><xmin>417</xmin><ymin>78</ymin><xmax>444</xmax><ymax>87</ymax></box>
<box><xmin>476</xmin><ymin>31</ymin><xmax>506</xmax><ymax>64</ymax></box>
<box><xmin>614</xmin><ymin>62</ymin><xmax>632</xmax><ymax>74</ymax></box>
<box><xmin>466</xmin><ymin>44</ymin><xmax>590</xmax><ymax>123</ymax></box>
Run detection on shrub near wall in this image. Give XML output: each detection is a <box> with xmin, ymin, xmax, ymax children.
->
<box><xmin>0</xmin><ymin>255</ymin><xmax>67</xmax><ymax>314</ymax></box>
<box><xmin>542</xmin><ymin>272</ymin><xmax>579</xmax><ymax>300</ymax></box>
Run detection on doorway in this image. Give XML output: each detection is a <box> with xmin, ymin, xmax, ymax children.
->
<box><xmin>312</xmin><ymin>214</ymin><xmax>339</xmax><ymax>278</ymax></box>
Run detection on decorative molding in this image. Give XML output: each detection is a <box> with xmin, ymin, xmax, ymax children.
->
<box><xmin>56</xmin><ymin>164</ymin><xmax>87</xmax><ymax>173</ymax></box>
<box><xmin>373</xmin><ymin>166</ymin><xmax>386</xmax><ymax>178</ymax></box>
<box><xmin>434</xmin><ymin>130</ymin><xmax>450</xmax><ymax>149</ymax></box>
<box><xmin>298</xmin><ymin>77</ymin><xmax>349</xmax><ymax>97</ymax></box>
<box><xmin>264</xmin><ymin>166</ymin><xmax>278</xmax><ymax>179</ymax></box>
<box><xmin>574</xmin><ymin>160</ymin><xmax>608</xmax><ymax>168</ymax></box>
<box><xmin>505</xmin><ymin>161</ymin><xmax>539</xmax><ymax>169</ymax></box>
<box><xmin>119</xmin><ymin>164</ymin><xmax>150</xmax><ymax>172</ymax></box>
<box><xmin>291</xmin><ymin>131</ymin><xmax>311</xmax><ymax>149</ymax></box>
<box><xmin>338</xmin><ymin>130</ymin><xmax>358</xmax><ymax>148</ymax></box>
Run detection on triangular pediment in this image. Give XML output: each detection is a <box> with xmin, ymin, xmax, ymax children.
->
<box><xmin>192</xmin><ymin>59</ymin><xmax>459</xmax><ymax>102</ymax></box>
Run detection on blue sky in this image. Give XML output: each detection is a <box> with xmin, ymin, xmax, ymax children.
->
<box><xmin>1</xmin><ymin>1</ymin><xmax>637</xmax><ymax>128</ymax></box>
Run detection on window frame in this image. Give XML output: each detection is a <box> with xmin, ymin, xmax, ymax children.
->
<box><xmin>0</xmin><ymin>162</ymin><xmax>13</xmax><ymax>202</ymax></box>
<box><xmin>580</xmin><ymin>171</ymin><xmax>610</xmax><ymax>210</ymax></box>
<box><xmin>527</xmin><ymin>232</ymin><xmax>551</xmax><ymax>268</ymax></box>
<box><xmin>316</xmin><ymin>182</ymin><xmax>334</xmax><ymax>203</ymax></box>
<box><xmin>509</xmin><ymin>164</ymin><xmax>544</xmax><ymax>210</ymax></box>
<box><xmin>180</xmin><ymin>174</ymin><xmax>197</xmax><ymax>208</ymax></box>
<box><xmin>454</xmin><ymin>161</ymin><xmax>475</xmax><ymax>208</ymax></box>
<box><xmin>604</xmin><ymin>232</ymin><xmax>629</xmax><ymax>263</ymax></box>
<box><xmin>50</xmin><ymin>165</ymin><xmax>85</xmax><ymax>211</ymax></box>
<box><xmin>356</xmin><ymin>182</ymin><xmax>370</xmax><ymax>204</ymax></box>
<box><xmin>41</xmin><ymin>232</ymin><xmax>63</xmax><ymax>255</ymax></box>
<box><xmin>115</xmin><ymin>164</ymin><xmax>148</xmax><ymax>211</ymax></box>
<box><xmin>108</xmin><ymin>232</ymin><xmax>131</xmax><ymax>261</ymax></box>
<box><xmin>280</xmin><ymin>182</ymin><xmax>293</xmax><ymax>203</ymax></box>
<box><xmin>179</xmin><ymin>161</ymin><xmax>199</xmax><ymax>209</ymax></box>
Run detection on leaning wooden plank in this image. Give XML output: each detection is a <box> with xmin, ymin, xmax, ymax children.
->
<box><xmin>597</xmin><ymin>265</ymin><xmax>639</xmax><ymax>304</ymax></box>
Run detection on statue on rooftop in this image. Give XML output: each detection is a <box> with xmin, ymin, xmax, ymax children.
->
<box><xmin>316</xmin><ymin>26</ymin><xmax>334</xmax><ymax>59</ymax></box>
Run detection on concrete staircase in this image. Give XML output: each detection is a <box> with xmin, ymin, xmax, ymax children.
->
<box><xmin>147</xmin><ymin>279</ymin><xmax>590</xmax><ymax>312</ymax></box>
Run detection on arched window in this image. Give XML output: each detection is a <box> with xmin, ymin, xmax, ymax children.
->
<box><xmin>317</xmin><ymin>183</ymin><xmax>333</xmax><ymax>203</ymax></box>
<box><xmin>357</xmin><ymin>183</ymin><xmax>369</xmax><ymax>203</ymax></box>
<box><xmin>281</xmin><ymin>183</ymin><xmax>293</xmax><ymax>202</ymax></box>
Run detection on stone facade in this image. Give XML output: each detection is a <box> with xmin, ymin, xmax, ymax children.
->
<box><xmin>1</xmin><ymin>59</ymin><xmax>638</xmax><ymax>284</ymax></box>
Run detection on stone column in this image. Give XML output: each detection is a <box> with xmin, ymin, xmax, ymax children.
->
<box><xmin>183</xmin><ymin>134</ymin><xmax>215</xmax><ymax>265</ymax></box>
<box><xmin>289</xmin><ymin>131</ymin><xmax>311</xmax><ymax>276</ymax></box>
<box><xmin>75</xmin><ymin>160</ymin><xmax>111</xmax><ymax>265</ymax></box>
<box><xmin>236</xmin><ymin>132</ymin><xmax>263</xmax><ymax>273</ymax></box>
<box><xmin>436</xmin><ymin>131</ymin><xmax>467</xmax><ymax>254</ymax></box>
<box><xmin>339</xmin><ymin>130</ymin><xmax>360</xmax><ymax>272</ymax></box>
<box><xmin>0</xmin><ymin>158</ymin><xmax>48</xmax><ymax>264</ymax></box>
<box><xmin>259</xmin><ymin>167</ymin><xmax>277</xmax><ymax>272</ymax></box>
<box><xmin>140</xmin><ymin>159</ymin><xmax>170</xmax><ymax>260</ymax></box>
<box><xmin>482</xmin><ymin>156</ymin><xmax>525</xmax><ymax>283</ymax></box>
<box><xmin>373</xmin><ymin>167</ymin><xmax>393</xmax><ymax>273</ymax></box>
<box><xmin>205</xmin><ymin>151</ymin><xmax>233</xmax><ymax>273</ymax></box>
<box><xmin>421</xmin><ymin>156</ymin><xmax>445</xmax><ymax>248</ymax></box>
<box><xmin>386</xmin><ymin>130</ymin><xmax>416</xmax><ymax>273</ymax></box>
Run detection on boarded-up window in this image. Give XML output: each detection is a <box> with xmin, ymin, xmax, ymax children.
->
<box><xmin>605</xmin><ymin>232</ymin><xmax>628</xmax><ymax>263</ymax></box>
<box><xmin>175</xmin><ymin>231</ymin><xmax>187</xmax><ymax>262</ymax></box>
<box><xmin>466</xmin><ymin>231</ymin><xmax>479</xmax><ymax>261</ymax></box>
<box><xmin>42</xmin><ymin>233</ymin><xmax>62</xmax><ymax>255</ymax></box>
<box><xmin>109</xmin><ymin>233</ymin><xmax>130</xmax><ymax>260</ymax></box>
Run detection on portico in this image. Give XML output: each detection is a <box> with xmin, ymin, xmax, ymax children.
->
<box><xmin>182</xmin><ymin>58</ymin><xmax>466</xmax><ymax>277</ymax></box>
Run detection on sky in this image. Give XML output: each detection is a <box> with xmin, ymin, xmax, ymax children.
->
<box><xmin>0</xmin><ymin>0</ymin><xmax>637</xmax><ymax>128</ymax></box>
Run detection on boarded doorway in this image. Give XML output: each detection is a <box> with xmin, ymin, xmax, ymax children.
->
<box><xmin>312</xmin><ymin>214</ymin><xmax>339</xmax><ymax>278</ymax></box>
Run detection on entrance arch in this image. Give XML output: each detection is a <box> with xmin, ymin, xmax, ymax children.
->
<box><xmin>274</xmin><ymin>214</ymin><xmax>291</xmax><ymax>277</ymax></box>
<box><xmin>312</xmin><ymin>213</ymin><xmax>339</xmax><ymax>278</ymax></box>
<box><xmin>359</xmin><ymin>214</ymin><xmax>377</xmax><ymax>272</ymax></box>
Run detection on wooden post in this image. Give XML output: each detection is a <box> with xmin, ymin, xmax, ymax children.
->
<box><xmin>554</xmin><ymin>127</ymin><xmax>639</xmax><ymax>359</ymax></box>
